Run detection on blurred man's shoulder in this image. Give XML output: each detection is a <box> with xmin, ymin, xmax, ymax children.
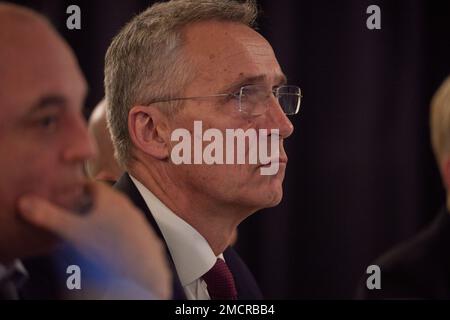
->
<box><xmin>356</xmin><ymin>207</ymin><xmax>450</xmax><ymax>299</ymax></box>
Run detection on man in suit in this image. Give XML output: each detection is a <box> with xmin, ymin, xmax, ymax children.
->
<box><xmin>356</xmin><ymin>76</ymin><xmax>450</xmax><ymax>299</ymax></box>
<box><xmin>0</xmin><ymin>3</ymin><xmax>171</xmax><ymax>299</ymax></box>
<box><xmin>106</xmin><ymin>0</ymin><xmax>300</xmax><ymax>300</ymax></box>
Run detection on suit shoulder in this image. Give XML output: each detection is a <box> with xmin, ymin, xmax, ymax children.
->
<box><xmin>356</xmin><ymin>210</ymin><xmax>450</xmax><ymax>299</ymax></box>
<box><xmin>377</xmin><ymin>218</ymin><xmax>443</xmax><ymax>272</ymax></box>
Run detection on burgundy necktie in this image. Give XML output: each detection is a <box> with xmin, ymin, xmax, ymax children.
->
<box><xmin>202</xmin><ymin>258</ymin><xmax>238</xmax><ymax>300</ymax></box>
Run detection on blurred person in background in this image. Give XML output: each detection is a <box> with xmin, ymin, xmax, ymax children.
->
<box><xmin>356</xmin><ymin>76</ymin><xmax>450</xmax><ymax>299</ymax></box>
<box><xmin>86</xmin><ymin>98</ymin><xmax>123</xmax><ymax>184</ymax></box>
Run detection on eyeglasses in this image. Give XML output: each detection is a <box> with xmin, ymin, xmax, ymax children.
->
<box><xmin>147</xmin><ymin>84</ymin><xmax>302</xmax><ymax>117</ymax></box>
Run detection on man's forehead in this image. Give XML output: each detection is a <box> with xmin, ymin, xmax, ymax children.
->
<box><xmin>183</xmin><ymin>20</ymin><xmax>271</xmax><ymax>57</ymax></box>
<box><xmin>183</xmin><ymin>20</ymin><xmax>283</xmax><ymax>88</ymax></box>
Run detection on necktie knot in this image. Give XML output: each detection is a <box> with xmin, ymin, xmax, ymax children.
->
<box><xmin>202</xmin><ymin>258</ymin><xmax>237</xmax><ymax>300</ymax></box>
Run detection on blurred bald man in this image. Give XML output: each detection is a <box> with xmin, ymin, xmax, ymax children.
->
<box><xmin>86</xmin><ymin>99</ymin><xmax>123</xmax><ymax>183</ymax></box>
<box><xmin>0</xmin><ymin>3</ymin><xmax>170</xmax><ymax>299</ymax></box>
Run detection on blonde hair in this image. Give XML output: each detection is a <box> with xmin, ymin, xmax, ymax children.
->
<box><xmin>431</xmin><ymin>76</ymin><xmax>450</xmax><ymax>166</ymax></box>
<box><xmin>104</xmin><ymin>0</ymin><xmax>258</xmax><ymax>167</ymax></box>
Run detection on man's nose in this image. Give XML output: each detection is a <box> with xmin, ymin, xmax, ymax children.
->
<box><xmin>62</xmin><ymin>114</ymin><xmax>97</xmax><ymax>163</ymax></box>
<box><xmin>265</xmin><ymin>97</ymin><xmax>294</xmax><ymax>138</ymax></box>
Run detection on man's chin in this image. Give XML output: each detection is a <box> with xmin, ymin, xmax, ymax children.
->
<box><xmin>264</xmin><ymin>186</ymin><xmax>284</xmax><ymax>207</ymax></box>
<box><xmin>248</xmin><ymin>188</ymin><xmax>283</xmax><ymax>212</ymax></box>
<box><xmin>265</xmin><ymin>194</ymin><xmax>283</xmax><ymax>208</ymax></box>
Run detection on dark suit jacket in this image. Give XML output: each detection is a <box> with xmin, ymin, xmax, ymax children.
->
<box><xmin>114</xmin><ymin>173</ymin><xmax>263</xmax><ymax>300</ymax></box>
<box><xmin>20</xmin><ymin>244</ymin><xmax>118</xmax><ymax>300</ymax></box>
<box><xmin>356</xmin><ymin>207</ymin><xmax>450</xmax><ymax>299</ymax></box>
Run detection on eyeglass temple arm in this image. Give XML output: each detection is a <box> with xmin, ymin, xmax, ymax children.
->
<box><xmin>146</xmin><ymin>93</ymin><xmax>236</xmax><ymax>105</ymax></box>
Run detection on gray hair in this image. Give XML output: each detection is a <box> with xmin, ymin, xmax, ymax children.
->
<box><xmin>104</xmin><ymin>0</ymin><xmax>258</xmax><ymax>167</ymax></box>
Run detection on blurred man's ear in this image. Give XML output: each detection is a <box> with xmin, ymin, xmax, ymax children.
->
<box><xmin>128</xmin><ymin>106</ymin><xmax>170</xmax><ymax>160</ymax></box>
<box><xmin>441</xmin><ymin>155</ymin><xmax>450</xmax><ymax>190</ymax></box>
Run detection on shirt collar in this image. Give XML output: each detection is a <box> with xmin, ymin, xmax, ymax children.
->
<box><xmin>0</xmin><ymin>260</ymin><xmax>28</xmax><ymax>288</ymax></box>
<box><xmin>130</xmin><ymin>175</ymin><xmax>222</xmax><ymax>287</ymax></box>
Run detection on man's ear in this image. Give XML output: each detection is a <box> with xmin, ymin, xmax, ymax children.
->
<box><xmin>441</xmin><ymin>156</ymin><xmax>450</xmax><ymax>190</ymax></box>
<box><xmin>128</xmin><ymin>106</ymin><xmax>170</xmax><ymax>160</ymax></box>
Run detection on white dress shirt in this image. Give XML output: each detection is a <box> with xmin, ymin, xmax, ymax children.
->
<box><xmin>0</xmin><ymin>260</ymin><xmax>28</xmax><ymax>299</ymax></box>
<box><xmin>0</xmin><ymin>260</ymin><xmax>27</xmax><ymax>283</ymax></box>
<box><xmin>130</xmin><ymin>175</ymin><xmax>224</xmax><ymax>300</ymax></box>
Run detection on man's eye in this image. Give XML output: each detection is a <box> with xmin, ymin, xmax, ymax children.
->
<box><xmin>38</xmin><ymin>115</ymin><xmax>58</xmax><ymax>129</ymax></box>
<box><xmin>241</xmin><ymin>88</ymin><xmax>258</xmax><ymax>97</ymax></box>
<box><xmin>223</xmin><ymin>93</ymin><xmax>238</xmax><ymax>102</ymax></box>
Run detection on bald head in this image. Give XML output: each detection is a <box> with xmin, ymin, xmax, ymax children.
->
<box><xmin>0</xmin><ymin>2</ymin><xmax>47</xmax><ymax>24</ymax></box>
<box><xmin>0</xmin><ymin>3</ymin><xmax>87</xmax><ymax>122</ymax></box>
<box><xmin>0</xmin><ymin>3</ymin><xmax>48</xmax><ymax>72</ymax></box>
<box><xmin>0</xmin><ymin>3</ymin><xmax>60</xmax><ymax>59</ymax></box>
<box><xmin>87</xmin><ymin>99</ymin><xmax>123</xmax><ymax>182</ymax></box>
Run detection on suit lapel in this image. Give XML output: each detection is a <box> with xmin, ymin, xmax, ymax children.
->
<box><xmin>224</xmin><ymin>247</ymin><xmax>263</xmax><ymax>300</ymax></box>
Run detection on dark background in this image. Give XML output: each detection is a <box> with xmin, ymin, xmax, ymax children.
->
<box><xmin>9</xmin><ymin>0</ymin><xmax>450</xmax><ymax>299</ymax></box>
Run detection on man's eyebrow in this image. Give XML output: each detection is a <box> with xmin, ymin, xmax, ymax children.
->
<box><xmin>221</xmin><ymin>75</ymin><xmax>266</xmax><ymax>92</ymax></box>
<box><xmin>28</xmin><ymin>95</ymin><xmax>68</xmax><ymax>114</ymax></box>
<box><xmin>221</xmin><ymin>74</ymin><xmax>288</xmax><ymax>93</ymax></box>
<box><xmin>277</xmin><ymin>74</ymin><xmax>288</xmax><ymax>86</ymax></box>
